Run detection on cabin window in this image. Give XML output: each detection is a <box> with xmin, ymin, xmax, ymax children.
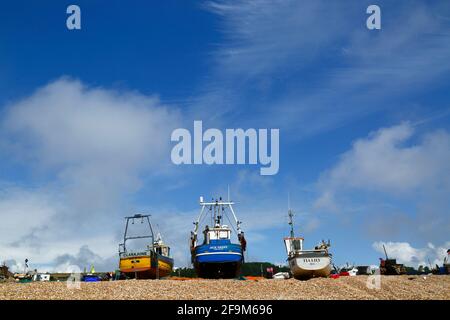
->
<box><xmin>207</xmin><ymin>230</ymin><xmax>230</xmax><ymax>241</ymax></box>
<box><xmin>219</xmin><ymin>230</ymin><xmax>229</xmax><ymax>239</ymax></box>
<box><xmin>208</xmin><ymin>231</ymin><xmax>218</xmax><ymax>241</ymax></box>
<box><xmin>292</xmin><ymin>240</ymin><xmax>301</xmax><ymax>250</ymax></box>
<box><xmin>161</xmin><ymin>247</ymin><xmax>169</xmax><ymax>256</ymax></box>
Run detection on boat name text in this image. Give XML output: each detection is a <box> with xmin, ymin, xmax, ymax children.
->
<box><xmin>303</xmin><ymin>258</ymin><xmax>321</xmax><ymax>263</ymax></box>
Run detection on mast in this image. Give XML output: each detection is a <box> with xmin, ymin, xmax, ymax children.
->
<box><xmin>194</xmin><ymin>197</ymin><xmax>243</xmax><ymax>234</ymax></box>
<box><xmin>121</xmin><ymin>214</ymin><xmax>154</xmax><ymax>253</ymax></box>
<box><xmin>383</xmin><ymin>244</ymin><xmax>389</xmax><ymax>260</ymax></box>
<box><xmin>214</xmin><ymin>198</ymin><xmax>223</xmax><ymax>225</ymax></box>
<box><xmin>287</xmin><ymin>193</ymin><xmax>295</xmax><ymax>238</ymax></box>
<box><xmin>288</xmin><ymin>208</ymin><xmax>295</xmax><ymax>238</ymax></box>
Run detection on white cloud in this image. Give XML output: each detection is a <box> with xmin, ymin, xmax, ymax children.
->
<box><xmin>0</xmin><ymin>78</ymin><xmax>181</xmax><ymax>270</ymax></box>
<box><xmin>3</xmin><ymin>78</ymin><xmax>180</xmax><ymax>172</ymax></box>
<box><xmin>51</xmin><ymin>245</ymin><xmax>116</xmax><ymax>273</ymax></box>
<box><xmin>3</xmin><ymin>246</ymin><xmax>117</xmax><ymax>273</ymax></box>
<box><xmin>316</xmin><ymin>123</ymin><xmax>450</xmax><ymax>207</ymax></box>
<box><xmin>313</xmin><ymin>123</ymin><xmax>450</xmax><ymax>244</ymax></box>
<box><xmin>3</xmin><ymin>259</ymin><xmax>25</xmax><ymax>274</ymax></box>
<box><xmin>0</xmin><ymin>187</ymin><xmax>62</xmax><ymax>241</ymax></box>
<box><xmin>372</xmin><ymin>241</ymin><xmax>450</xmax><ymax>268</ymax></box>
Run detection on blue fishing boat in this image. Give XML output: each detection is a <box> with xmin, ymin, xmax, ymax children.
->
<box><xmin>190</xmin><ymin>196</ymin><xmax>247</xmax><ymax>279</ymax></box>
<box><xmin>82</xmin><ymin>274</ymin><xmax>101</xmax><ymax>282</ymax></box>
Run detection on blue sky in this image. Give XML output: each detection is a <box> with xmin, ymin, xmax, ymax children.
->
<box><xmin>0</xmin><ymin>0</ymin><xmax>449</xmax><ymax>272</ymax></box>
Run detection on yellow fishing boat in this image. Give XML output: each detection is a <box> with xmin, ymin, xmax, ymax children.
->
<box><xmin>119</xmin><ymin>214</ymin><xmax>173</xmax><ymax>279</ymax></box>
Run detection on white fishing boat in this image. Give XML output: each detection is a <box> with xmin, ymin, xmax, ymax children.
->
<box><xmin>284</xmin><ymin>205</ymin><xmax>332</xmax><ymax>280</ymax></box>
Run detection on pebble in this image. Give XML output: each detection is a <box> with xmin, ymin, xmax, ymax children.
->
<box><xmin>0</xmin><ymin>275</ymin><xmax>448</xmax><ymax>300</ymax></box>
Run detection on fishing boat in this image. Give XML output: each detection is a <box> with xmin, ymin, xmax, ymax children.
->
<box><xmin>119</xmin><ymin>214</ymin><xmax>173</xmax><ymax>279</ymax></box>
<box><xmin>284</xmin><ymin>206</ymin><xmax>332</xmax><ymax>280</ymax></box>
<box><xmin>443</xmin><ymin>249</ymin><xmax>450</xmax><ymax>274</ymax></box>
<box><xmin>190</xmin><ymin>196</ymin><xmax>247</xmax><ymax>279</ymax></box>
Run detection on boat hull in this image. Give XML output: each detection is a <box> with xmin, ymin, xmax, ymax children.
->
<box><xmin>288</xmin><ymin>252</ymin><xmax>331</xmax><ymax>280</ymax></box>
<box><xmin>193</xmin><ymin>241</ymin><xmax>243</xmax><ymax>279</ymax></box>
<box><xmin>119</xmin><ymin>253</ymin><xmax>173</xmax><ymax>279</ymax></box>
<box><xmin>194</xmin><ymin>261</ymin><xmax>242</xmax><ymax>279</ymax></box>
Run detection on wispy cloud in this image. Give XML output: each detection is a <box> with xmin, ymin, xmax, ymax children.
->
<box><xmin>202</xmin><ymin>1</ymin><xmax>450</xmax><ymax>136</ymax></box>
<box><xmin>373</xmin><ymin>241</ymin><xmax>450</xmax><ymax>267</ymax></box>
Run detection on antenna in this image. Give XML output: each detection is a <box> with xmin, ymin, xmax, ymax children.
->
<box><xmin>288</xmin><ymin>192</ymin><xmax>290</xmax><ymax>210</ymax></box>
